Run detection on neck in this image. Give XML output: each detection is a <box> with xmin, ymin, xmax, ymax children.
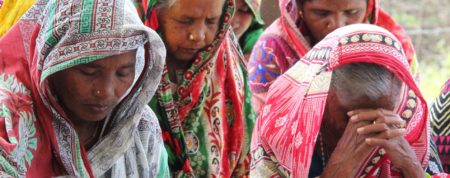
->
<box><xmin>72</xmin><ymin>119</ymin><xmax>102</xmax><ymax>149</ymax></box>
<box><xmin>166</xmin><ymin>55</ymin><xmax>193</xmax><ymax>83</ymax></box>
<box><xmin>319</xmin><ymin>116</ymin><xmax>346</xmax><ymax>158</ymax></box>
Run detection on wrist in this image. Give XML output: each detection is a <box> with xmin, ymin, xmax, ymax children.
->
<box><xmin>398</xmin><ymin>159</ymin><xmax>425</xmax><ymax>178</ymax></box>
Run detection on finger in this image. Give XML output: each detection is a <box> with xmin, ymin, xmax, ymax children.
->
<box><xmin>357</xmin><ymin>123</ymin><xmax>390</xmax><ymax>135</ymax></box>
<box><xmin>365</xmin><ymin>137</ymin><xmax>390</xmax><ymax>147</ymax></box>
<box><xmin>349</xmin><ymin>108</ymin><xmax>397</xmax><ymax>123</ymax></box>
<box><xmin>373</xmin><ymin>115</ymin><xmax>406</xmax><ymax>127</ymax></box>
<box><xmin>372</xmin><ymin>128</ymin><xmax>406</xmax><ymax>140</ymax></box>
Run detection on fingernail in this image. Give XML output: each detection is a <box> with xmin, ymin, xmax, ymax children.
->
<box><xmin>357</xmin><ymin>128</ymin><xmax>364</xmax><ymax>133</ymax></box>
<box><xmin>347</xmin><ymin>111</ymin><xmax>354</xmax><ymax>116</ymax></box>
<box><xmin>350</xmin><ymin>115</ymin><xmax>358</xmax><ymax>121</ymax></box>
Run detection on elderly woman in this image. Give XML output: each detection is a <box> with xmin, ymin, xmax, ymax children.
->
<box><xmin>251</xmin><ymin>24</ymin><xmax>438</xmax><ymax>177</ymax></box>
<box><xmin>230</xmin><ymin>0</ymin><xmax>265</xmax><ymax>59</ymax></box>
<box><xmin>0</xmin><ymin>0</ymin><xmax>168</xmax><ymax>177</ymax></box>
<box><xmin>139</xmin><ymin>0</ymin><xmax>256</xmax><ymax>177</ymax></box>
<box><xmin>431</xmin><ymin>79</ymin><xmax>450</xmax><ymax>172</ymax></box>
<box><xmin>247</xmin><ymin>0</ymin><xmax>419</xmax><ymax>114</ymax></box>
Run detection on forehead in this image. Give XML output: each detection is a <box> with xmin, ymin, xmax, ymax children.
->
<box><xmin>167</xmin><ymin>0</ymin><xmax>225</xmax><ymax>17</ymax></box>
<box><xmin>303</xmin><ymin>0</ymin><xmax>367</xmax><ymax>9</ymax></box>
<box><xmin>80</xmin><ymin>51</ymin><xmax>137</xmax><ymax>68</ymax></box>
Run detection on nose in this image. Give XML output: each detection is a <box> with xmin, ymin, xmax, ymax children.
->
<box><xmin>329</xmin><ymin>15</ymin><xmax>347</xmax><ymax>30</ymax></box>
<box><xmin>189</xmin><ymin>24</ymin><xmax>206</xmax><ymax>42</ymax></box>
<box><xmin>93</xmin><ymin>78</ymin><xmax>115</xmax><ymax>100</ymax></box>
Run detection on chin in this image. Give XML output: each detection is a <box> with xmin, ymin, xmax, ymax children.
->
<box><xmin>175</xmin><ymin>54</ymin><xmax>197</xmax><ymax>62</ymax></box>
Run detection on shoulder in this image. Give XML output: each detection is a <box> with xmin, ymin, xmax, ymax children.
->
<box><xmin>137</xmin><ymin>105</ymin><xmax>162</xmax><ymax>135</ymax></box>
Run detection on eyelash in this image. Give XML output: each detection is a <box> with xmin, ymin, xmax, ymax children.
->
<box><xmin>78</xmin><ymin>69</ymin><xmax>98</xmax><ymax>76</ymax></box>
<box><xmin>116</xmin><ymin>69</ymin><xmax>133</xmax><ymax>77</ymax></box>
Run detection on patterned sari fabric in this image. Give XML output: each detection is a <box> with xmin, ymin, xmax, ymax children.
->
<box><xmin>0</xmin><ymin>0</ymin><xmax>169</xmax><ymax>177</ymax></box>
<box><xmin>247</xmin><ymin>0</ymin><xmax>419</xmax><ymax>114</ymax></box>
<box><xmin>239</xmin><ymin>0</ymin><xmax>265</xmax><ymax>58</ymax></box>
<box><xmin>142</xmin><ymin>0</ymin><xmax>256</xmax><ymax>177</ymax></box>
<box><xmin>251</xmin><ymin>24</ymin><xmax>429</xmax><ymax>177</ymax></box>
<box><xmin>431</xmin><ymin>79</ymin><xmax>450</xmax><ymax>172</ymax></box>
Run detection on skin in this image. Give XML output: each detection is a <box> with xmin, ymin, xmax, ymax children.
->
<box><xmin>320</xmin><ymin>88</ymin><xmax>424</xmax><ymax>177</ymax></box>
<box><xmin>50</xmin><ymin>51</ymin><xmax>136</xmax><ymax>145</ymax></box>
<box><xmin>158</xmin><ymin>0</ymin><xmax>225</xmax><ymax>83</ymax></box>
<box><xmin>231</xmin><ymin>0</ymin><xmax>253</xmax><ymax>39</ymax></box>
<box><xmin>299</xmin><ymin>0</ymin><xmax>368</xmax><ymax>44</ymax></box>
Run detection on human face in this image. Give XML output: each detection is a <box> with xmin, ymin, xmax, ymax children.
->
<box><xmin>50</xmin><ymin>51</ymin><xmax>136</xmax><ymax>123</ymax></box>
<box><xmin>323</xmin><ymin>88</ymin><xmax>399</xmax><ymax>136</ymax></box>
<box><xmin>301</xmin><ymin>0</ymin><xmax>367</xmax><ymax>43</ymax></box>
<box><xmin>231</xmin><ymin>0</ymin><xmax>253</xmax><ymax>39</ymax></box>
<box><xmin>158</xmin><ymin>0</ymin><xmax>225</xmax><ymax>62</ymax></box>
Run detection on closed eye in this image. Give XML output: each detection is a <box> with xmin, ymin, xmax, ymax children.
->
<box><xmin>206</xmin><ymin>18</ymin><xmax>219</xmax><ymax>25</ymax></box>
<box><xmin>238</xmin><ymin>6</ymin><xmax>251</xmax><ymax>14</ymax></box>
<box><xmin>117</xmin><ymin>65</ymin><xmax>135</xmax><ymax>77</ymax></box>
<box><xmin>176</xmin><ymin>18</ymin><xmax>193</xmax><ymax>25</ymax></box>
<box><xmin>345</xmin><ymin>9</ymin><xmax>360</xmax><ymax>16</ymax></box>
<box><xmin>313</xmin><ymin>10</ymin><xmax>329</xmax><ymax>17</ymax></box>
<box><xmin>76</xmin><ymin>65</ymin><xmax>99</xmax><ymax>76</ymax></box>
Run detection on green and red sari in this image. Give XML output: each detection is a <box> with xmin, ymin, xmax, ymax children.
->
<box><xmin>141</xmin><ymin>0</ymin><xmax>256</xmax><ymax>177</ymax></box>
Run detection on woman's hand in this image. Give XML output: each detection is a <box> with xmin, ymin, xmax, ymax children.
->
<box><xmin>321</xmin><ymin>114</ymin><xmax>375</xmax><ymax>178</ymax></box>
<box><xmin>348</xmin><ymin>108</ymin><xmax>425</xmax><ymax>178</ymax></box>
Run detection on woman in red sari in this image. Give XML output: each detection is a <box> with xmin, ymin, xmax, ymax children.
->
<box><xmin>250</xmin><ymin>24</ymin><xmax>443</xmax><ymax>177</ymax></box>
<box><xmin>248</xmin><ymin>0</ymin><xmax>419</xmax><ymax>114</ymax></box>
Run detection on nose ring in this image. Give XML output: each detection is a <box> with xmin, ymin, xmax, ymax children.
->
<box><xmin>189</xmin><ymin>34</ymin><xmax>194</xmax><ymax>40</ymax></box>
<box><xmin>326</xmin><ymin>23</ymin><xmax>331</xmax><ymax>28</ymax></box>
<box><xmin>95</xmin><ymin>90</ymin><xmax>101</xmax><ymax>95</ymax></box>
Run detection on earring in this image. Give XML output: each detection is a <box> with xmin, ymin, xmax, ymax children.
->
<box><xmin>189</xmin><ymin>34</ymin><xmax>194</xmax><ymax>40</ymax></box>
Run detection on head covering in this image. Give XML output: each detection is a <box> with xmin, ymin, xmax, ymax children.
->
<box><xmin>244</xmin><ymin>0</ymin><xmax>263</xmax><ymax>24</ymax></box>
<box><xmin>240</xmin><ymin>0</ymin><xmax>265</xmax><ymax>57</ymax></box>
<box><xmin>251</xmin><ymin>24</ymin><xmax>429</xmax><ymax>177</ymax></box>
<box><xmin>142</xmin><ymin>0</ymin><xmax>256</xmax><ymax>177</ymax></box>
<box><xmin>247</xmin><ymin>0</ymin><xmax>418</xmax><ymax>114</ymax></box>
<box><xmin>431</xmin><ymin>79</ymin><xmax>450</xmax><ymax>172</ymax></box>
<box><xmin>0</xmin><ymin>0</ymin><xmax>167</xmax><ymax>177</ymax></box>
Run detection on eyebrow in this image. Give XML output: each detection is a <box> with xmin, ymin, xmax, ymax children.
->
<box><xmin>119</xmin><ymin>63</ymin><xmax>136</xmax><ymax>69</ymax></box>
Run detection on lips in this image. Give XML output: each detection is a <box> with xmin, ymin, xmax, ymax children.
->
<box><xmin>86</xmin><ymin>104</ymin><xmax>110</xmax><ymax>113</ymax></box>
<box><xmin>180</xmin><ymin>48</ymin><xmax>200</xmax><ymax>55</ymax></box>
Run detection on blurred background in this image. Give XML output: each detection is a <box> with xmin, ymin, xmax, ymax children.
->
<box><xmin>260</xmin><ymin>0</ymin><xmax>450</xmax><ymax>103</ymax></box>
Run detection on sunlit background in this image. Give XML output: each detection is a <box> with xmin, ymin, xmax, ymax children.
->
<box><xmin>260</xmin><ymin>0</ymin><xmax>450</xmax><ymax>103</ymax></box>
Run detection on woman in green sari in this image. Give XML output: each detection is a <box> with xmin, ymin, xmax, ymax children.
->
<box><xmin>138</xmin><ymin>0</ymin><xmax>256</xmax><ymax>177</ymax></box>
<box><xmin>231</xmin><ymin>0</ymin><xmax>265</xmax><ymax>59</ymax></box>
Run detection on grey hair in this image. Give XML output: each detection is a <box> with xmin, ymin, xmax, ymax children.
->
<box><xmin>155</xmin><ymin>0</ymin><xmax>177</xmax><ymax>9</ymax></box>
<box><xmin>330</xmin><ymin>63</ymin><xmax>402</xmax><ymax>106</ymax></box>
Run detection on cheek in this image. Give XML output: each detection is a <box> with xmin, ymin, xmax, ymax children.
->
<box><xmin>116</xmin><ymin>77</ymin><xmax>134</xmax><ymax>95</ymax></box>
<box><xmin>241</xmin><ymin>15</ymin><xmax>253</xmax><ymax>29</ymax></box>
<box><xmin>161</xmin><ymin>22</ymin><xmax>186</xmax><ymax>50</ymax></box>
<box><xmin>53</xmin><ymin>74</ymin><xmax>91</xmax><ymax>106</ymax></box>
